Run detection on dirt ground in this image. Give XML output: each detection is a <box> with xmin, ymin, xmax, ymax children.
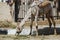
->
<box><xmin>24</xmin><ymin>19</ymin><xmax>60</xmax><ymax>26</ymax></box>
<box><xmin>0</xmin><ymin>35</ymin><xmax>60</xmax><ymax>40</ymax></box>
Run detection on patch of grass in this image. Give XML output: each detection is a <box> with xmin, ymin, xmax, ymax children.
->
<box><xmin>0</xmin><ymin>35</ymin><xmax>30</xmax><ymax>40</ymax></box>
<box><xmin>14</xmin><ymin>35</ymin><xmax>30</xmax><ymax>39</ymax></box>
<box><xmin>0</xmin><ymin>21</ymin><xmax>16</xmax><ymax>28</ymax></box>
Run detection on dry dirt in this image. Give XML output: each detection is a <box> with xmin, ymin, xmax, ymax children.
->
<box><xmin>24</xmin><ymin>19</ymin><xmax>60</xmax><ymax>26</ymax></box>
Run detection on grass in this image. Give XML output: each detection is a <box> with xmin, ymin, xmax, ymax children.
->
<box><xmin>24</xmin><ymin>19</ymin><xmax>60</xmax><ymax>26</ymax></box>
<box><xmin>0</xmin><ymin>21</ymin><xmax>16</xmax><ymax>28</ymax></box>
<box><xmin>0</xmin><ymin>19</ymin><xmax>60</xmax><ymax>28</ymax></box>
<box><xmin>0</xmin><ymin>35</ymin><xmax>30</xmax><ymax>40</ymax></box>
<box><xmin>0</xmin><ymin>35</ymin><xmax>60</xmax><ymax>40</ymax></box>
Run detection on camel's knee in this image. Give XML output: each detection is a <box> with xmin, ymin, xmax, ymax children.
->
<box><xmin>36</xmin><ymin>26</ymin><xmax>38</xmax><ymax>30</ymax></box>
<box><xmin>53</xmin><ymin>21</ymin><xmax>56</xmax><ymax>27</ymax></box>
<box><xmin>49</xmin><ymin>22</ymin><xmax>52</xmax><ymax>27</ymax></box>
<box><xmin>50</xmin><ymin>16</ymin><xmax>56</xmax><ymax>26</ymax></box>
<box><xmin>46</xmin><ymin>17</ymin><xmax>52</xmax><ymax>27</ymax></box>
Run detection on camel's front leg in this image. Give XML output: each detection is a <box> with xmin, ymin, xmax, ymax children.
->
<box><xmin>30</xmin><ymin>14</ymin><xmax>34</xmax><ymax>35</ymax></box>
<box><xmin>35</xmin><ymin>18</ymin><xmax>38</xmax><ymax>36</ymax></box>
<box><xmin>35</xmin><ymin>11</ymin><xmax>39</xmax><ymax>36</ymax></box>
<box><xmin>30</xmin><ymin>19</ymin><xmax>33</xmax><ymax>35</ymax></box>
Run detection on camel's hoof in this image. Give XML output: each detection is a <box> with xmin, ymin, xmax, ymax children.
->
<box><xmin>29</xmin><ymin>32</ymin><xmax>32</xmax><ymax>35</ymax></box>
<box><xmin>15</xmin><ymin>31</ymin><xmax>21</xmax><ymax>36</ymax></box>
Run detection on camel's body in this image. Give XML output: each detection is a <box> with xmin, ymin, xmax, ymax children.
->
<box><xmin>6</xmin><ymin>0</ymin><xmax>56</xmax><ymax>36</ymax></box>
<box><xmin>29</xmin><ymin>1</ymin><xmax>56</xmax><ymax>36</ymax></box>
<box><xmin>16</xmin><ymin>1</ymin><xmax>56</xmax><ymax>36</ymax></box>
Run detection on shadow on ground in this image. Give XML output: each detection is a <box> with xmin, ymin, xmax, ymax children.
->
<box><xmin>33</xmin><ymin>27</ymin><xmax>60</xmax><ymax>35</ymax></box>
<box><xmin>0</xmin><ymin>29</ymin><xmax>7</xmax><ymax>35</ymax></box>
<box><xmin>0</xmin><ymin>27</ymin><xmax>60</xmax><ymax>35</ymax></box>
